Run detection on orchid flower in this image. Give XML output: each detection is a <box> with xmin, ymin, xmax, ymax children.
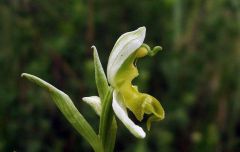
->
<box><xmin>21</xmin><ymin>27</ymin><xmax>165</xmax><ymax>152</ymax></box>
<box><xmin>84</xmin><ymin>27</ymin><xmax>165</xmax><ymax>138</ymax></box>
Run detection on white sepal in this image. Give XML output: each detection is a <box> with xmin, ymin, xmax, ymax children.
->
<box><xmin>82</xmin><ymin>96</ymin><xmax>102</xmax><ymax>116</ymax></box>
<box><xmin>107</xmin><ymin>27</ymin><xmax>146</xmax><ymax>86</ymax></box>
<box><xmin>112</xmin><ymin>90</ymin><xmax>146</xmax><ymax>138</ymax></box>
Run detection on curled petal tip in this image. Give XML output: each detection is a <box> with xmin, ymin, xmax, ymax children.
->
<box><xmin>91</xmin><ymin>45</ymin><xmax>96</xmax><ymax>49</ymax></box>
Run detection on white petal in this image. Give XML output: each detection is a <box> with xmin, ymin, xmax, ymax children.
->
<box><xmin>112</xmin><ymin>90</ymin><xmax>146</xmax><ymax>138</ymax></box>
<box><xmin>107</xmin><ymin>27</ymin><xmax>146</xmax><ymax>86</ymax></box>
<box><xmin>82</xmin><ymin>96</ymin><xmax>101</xmax><ymax>116</ymax></box>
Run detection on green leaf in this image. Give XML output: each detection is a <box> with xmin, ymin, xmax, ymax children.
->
<box><xmin>92</xmin><ymin>46</ymin><xmax>109</xmax><ymax>101</ymax></box>
<box><xmin>21</xmin><ymin>73</ymin><xmax>103</xmax><ymax>152</ymax></box>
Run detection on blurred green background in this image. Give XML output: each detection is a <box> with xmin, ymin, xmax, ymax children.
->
<box><xmin>0</xmin><ymin>0</ymin><xmax>240</xmax><ymax>151</ymax></box>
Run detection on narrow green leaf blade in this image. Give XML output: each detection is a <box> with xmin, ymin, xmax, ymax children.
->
<box><xmin>21</xmin><ymin>73</ymin><xmax>103</xmax><ymax>152</ymax></box>
<box><xmin>92</xmin><ymin>46</ymin><xmax>109</xmax><ymax>101</ymax></box>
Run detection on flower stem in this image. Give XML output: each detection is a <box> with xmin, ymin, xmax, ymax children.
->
<box><xmin>99</xmin><ymin>87</ymin><xmax>116</xmax><ymax>151</ymax></box>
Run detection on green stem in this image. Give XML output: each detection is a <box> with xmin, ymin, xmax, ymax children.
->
<box><xmin>105</xmin><ymin>118</ymin><xmax>117</xmax><ymax>152</ymax></box>
<box><xmin>99</xmin><ymin>87</ymin><xmax>115</xmax><ymax>150</ymax></box>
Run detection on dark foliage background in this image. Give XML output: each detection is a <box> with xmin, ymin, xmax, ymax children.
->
<box><xmin>0</xmin><ymin>0</ymin><xmax>240</xmax><ymax>151</ymax></box>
